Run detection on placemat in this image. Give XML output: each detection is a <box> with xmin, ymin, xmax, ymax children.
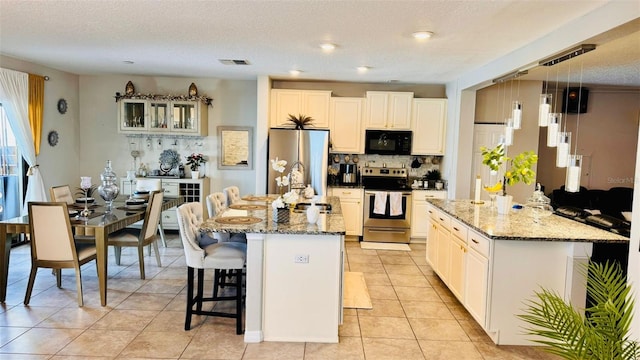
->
<box><xmin>215</xmin><ymin>216</ymin><xmax>262</xmax><ymax>225</ymax></box>
<box><xmin>229</xmin><ymin>204</ymin><xmax>268</xmax><ymax>210</ymax></box>
<box><xmin>116</xmin><ymin>206</ymin><xmax>146</xmax><ymax>211</ymax></box>
<box><xmin>241</xmin><ymin>195</ymin><xmax>272</xmax><ymax>201</ymax></box>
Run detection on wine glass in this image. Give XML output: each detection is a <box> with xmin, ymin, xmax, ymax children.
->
<box><xmin>126</xmin><ymin>170</ymin><xmax>136</xmax><ymax>199</ymax></box>
<box><xmin>79</xmin><ymin>176</ymin><xmax>92</xmax><ymax>218</ymax></box>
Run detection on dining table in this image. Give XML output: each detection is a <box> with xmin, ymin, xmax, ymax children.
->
<box><xmin>0</xmin><ymin>195</ymin><xmax>183</xmax><ymax>306</ymax></box>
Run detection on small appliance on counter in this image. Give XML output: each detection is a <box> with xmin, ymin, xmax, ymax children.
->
<box><xmin>340</xmin><ymin>163</ymin><xmax>358</xmax><ymax>185</ymax></box>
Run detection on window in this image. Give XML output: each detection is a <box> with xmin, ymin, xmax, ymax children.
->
<box><xmin>0</xmin><ymin>103</ymin><xmax>23</xmax><ymax>220</ymax></box>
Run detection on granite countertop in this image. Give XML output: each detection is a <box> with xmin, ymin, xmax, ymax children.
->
<box><xmin>200</xmin><ymin>195</ymin><xmax>346</xmax><ymax>235</ymax></box>
<box><xmin>328</xmin><ymin>185</ymin><xmax>364</xmax><ymax>189</ymax></box>
<box><xmin>427</xmin><ymin>199</ymin><xmax>629</xmax><ymax>243</ymax></box>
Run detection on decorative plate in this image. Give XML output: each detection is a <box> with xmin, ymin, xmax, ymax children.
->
<box><xmin>344</xmin><ymin>155</ymin><xmax>351</xmax><ymax>163</ymax></box>
<box><xmin>352</xmin><ymin>155</ymin><xmax>359</xmax><ymax>163</ymax></box>
<box><xmin>47</xmin><ymin>130</ymin><xmax>59</xmax><ymax>146</ymax></box>
<box><xmin>333</xmin><ymin>154</ymin><xmax>341</xmax><ymax>163</ymax></box>
<box><xmin>57</xmin><ymin>99</ymin><xmax>67</xmax><ymax>114</ymax></box>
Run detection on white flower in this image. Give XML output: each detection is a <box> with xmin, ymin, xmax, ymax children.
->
<box><xmin>282</xmin><ymin>190</ymin><xmax>298</xmax><ymax>204</ymax></box>
<box><xmin>272</xmin><ymin>197</ymin><xmax>285</xmax><ymax>209</ymax></box>
<box><xmin>271</xmin><ymin>158</ymin><xmax>287</xmax><ymax>173</ymax></box>
<box><xmin>275</xmin><ymin>175</ymin><xmax>289</xmax><ymax>187</ymax></box>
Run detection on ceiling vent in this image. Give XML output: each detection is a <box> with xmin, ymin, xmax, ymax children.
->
<box><xmin>219</xmin><ymin>59</ymin><xmax>251</xmax><ymax>65</ymax></box>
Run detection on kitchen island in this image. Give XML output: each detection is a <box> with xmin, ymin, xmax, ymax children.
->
<box><xmin>425</xmin><ymin>199</ymin><xmax>629</xmax><ymax>346</ymax></box>
<box><xmin>199</xmin><ymin>195</ymin><xmax>346</xmax><ymax>343</ymax></box>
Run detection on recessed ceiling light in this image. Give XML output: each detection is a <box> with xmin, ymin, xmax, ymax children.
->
<box><xmin>357</xmin><ymin>66</ymin><xmax>370</xmax><ymax>73</ymax></box>
<box><xmin>289</xmin><ymin>69</ymin><xmax>302</xmax><ymax>76</ymax></box>
<box><xmin>123</xmin><ymin>60</ymin><xmax>135</xmax><ymax>65</ymax></box>
<box><xmin>319</xmin><ymin>43</ymin><xmax>337</xmax><ymax>52</ymax></box>
<box><xmin>412</xmin><ymin>31</ymin><xmax>434</xmax><ymax>40</ymax></box>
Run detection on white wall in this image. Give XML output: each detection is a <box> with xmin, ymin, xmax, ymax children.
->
<box><xmin>78</xmin><ymin>75</ymin><xmax>257</xmax><ymax>196</ymax></box>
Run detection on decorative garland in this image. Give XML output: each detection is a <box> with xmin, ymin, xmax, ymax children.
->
<box><xmin>114</xmin><ymin>93</ymin><xmax>213</xmax><ymax>106</ymax></box>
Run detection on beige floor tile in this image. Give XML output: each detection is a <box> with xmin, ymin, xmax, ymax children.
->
<box><xmin>362</xmin><ymin>337</ymin><xmax>425</xmax><ymax>360</ymax></box>
<box><xmin>338</xmin><ymin>315</ymin><xmax>360</xmax><ymax>337</ymax></box>
<box><xmin>90</xmin><ymin>309</ymin><xmax>158</xmax><ymax>331</ymax></box>
<box><xmin>347</xmin><ymin>254</ymin><xmax>381</xmax><ymax>264</ymax></box>
<box><xmin>242</xmin><ymin>341</ymin><xmax>305</xmax><ymax>360</ymax></box>
<box><xmin>114</xmin><ymin>292</ymin><xmax>175</xmax><ymax>310</ymax></box>
<box><xmin>473</xmin><ymin>341</ymin><xmax>564</xmax><ymax>359</ymax></box>
<box><xmin>401</xmin><ymin>300</ymin><xmax>454</xmax><ymax>319</ymax></box>
<box><xmin>136</xmin><ymin>278</ymin><xmax>186</xmax><ymax>295</ymax></box>
<box><xmin>0</xmin><ymin>327</ymin><xmax>82</xmax><ymax>355</ymax></box>
<box><xmin>445</xmin><ymin>302</ymin><xmax>475</xmax><ymax>321</ymax></box>
<box><xmin>0</xmin><ymin>326</ymin><xmax>29</xmax><ymax>347</ymax></box>
<box><xmin>383</xmin><ymin>264</ymin><xmax>423</xmax><ymax>276</ymax></box>
<box><xmin>418</xmin><ymin>265</ymin><xmax>435</xmax><ymax>276</ymax></box>
<box><xmin>37</xmin><ymin>306</ymin><xmax>109</xmax><ymax>329</ymax></box>
<box><xmin>458</xmin><ymin>319</ymin><xmax>493</xmax><ymax>342</ymax></box>
<box><xmin>57</xmin><ymin>329</ymin><xmax>138</xmax><ymax>357</ymax></box>
<box><xmin>394</xmin><ymin>286</ymin><xmax>441</xmax><ymax>302</ymax></box>
<box><xmin>348</xmin><ymin>262</ymin><xmax>386</xmax><ymax>274</ymax></box>
<box><xmin>361</xmin><ymin>273</ymin><xmax>391</xmax><ymax>286</ymax></box>
<box><xmin>357</xmin><ymin>298</ymin><xmax>405</xmax><ymax>317</ymax></box>
<box><xmin>375</xmin><ymin>250</ymin><xmax>412</xmax><ymax>257</ymax></box>
<box><xmin>343</xmin><ymin>308</ymin><xmax>357</xmax><ymax>316</ymax></box>
<box><xmin>366</xmin><ymin>285</ymin><xmax>398</xmax><ymax>300</ymax></box>
<box><xmin>387</xmin><ymin>273</ymin><xmax>431</xmax><ymax>287</ymax></box>
<box><xmin>304</xmin><ymin>336</ymin><xmax>365</xmax><ymax>360</ymax></box>
<box><xmin>181</xmin><ymin>327</ymin><xmax>247</xmax><ymax>359</ymax></box>
<box><xmin>358</xmin><ymin>316</ymin><xmax>414</xmax><ymax>339</ymax></box>
<box><xmin>408</xmin><ymin>318</ymin><xmax>470</xmax><ymax>341</ymax></box>
<box><xmin>0</xmin><ymin>355</ymin><xmax>50</xmax><ymax>359</ymax></box>
<box><xmin>418</xmin><ymin>339</ymin><xmax>484</xmax><ymax>360</ymax></box>
<box><xmin>119</xmin><ymin>330</ymin><xmax>192</xmax><ymax>358</ymax></box>
<box><xmin>410</xmin><ymin>254</ymin><xmax>428</xmax><ymax>265</ymax></box>
<box><xmin>145</xmin><ymin>310</ymin><xmax>195</xmax><ymax>334</ymax></box>
<box><xmin>345</xmin><ymin>247</ymin><xmax>378</xmax><ymax>256</ymax></box>
<box><xmin>379</xmin><ymin>254</ymin><xmax>415</xmax><ymax>265</ymax></box>
<box><xmin>0</xmin><ymin>306</ymin><xmax>60</xmax><ymax>327</ymax></box>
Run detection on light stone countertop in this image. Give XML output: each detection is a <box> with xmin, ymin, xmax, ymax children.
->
<box><xmin>200</xmin><ymin>195</ymin><xmax>346</xmax><ymax>236</ymax></box>
<box><xmin>427</xmin><ymin>199</ymin><xmax>629</xmax><ymax>243</ymax></box>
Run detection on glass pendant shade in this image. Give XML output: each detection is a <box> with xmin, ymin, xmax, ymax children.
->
<box><xmin>538</xmin><ymin>94</ymin><xmax>552</xmax><ymax>127</ymax></box>
<box><xmin>504</xmin><ymin>119</ymin><xmax>514</xmax><ymax>146</ymax></box>
<box><xmin>546</xmin><ymin>113</ymin><xmax>562</xmax><ymax>147</ymax></box>
<box><xmin>556</xmin><ymin>132</ymin><xmax>571</xmax><ymax>168</ymax></box>
<box><xmin>565</xmin><ymin>155</ymin><xmax>583</xmax><ymax>192</ymax></box>
<box><xmin>512</xmin><ymin>101</ymin><xmax>522</xmax><ymax>129</ymax></box>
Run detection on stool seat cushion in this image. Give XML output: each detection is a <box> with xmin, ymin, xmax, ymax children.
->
<box><xmin>202</xmin><ymin>242</ymin><xmax>247</xmax><ymax>269</ymax></box>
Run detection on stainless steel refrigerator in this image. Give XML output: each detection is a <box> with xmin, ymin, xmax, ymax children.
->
<box><xmin>267</xmin><ymin>129</ymin><xmax>330</xmax><ymax>196</ymax></box>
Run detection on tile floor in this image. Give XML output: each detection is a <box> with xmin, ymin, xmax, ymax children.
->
<box><xmin>0</xmin><ymin>234</ymin><xmax>561</xmax><ymax>359</ymax></box>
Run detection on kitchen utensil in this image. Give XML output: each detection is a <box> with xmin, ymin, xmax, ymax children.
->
<box><xmin>411</xmin><ymin>157</ymin><xmax>421</xmax><ymax>168</ymax></box>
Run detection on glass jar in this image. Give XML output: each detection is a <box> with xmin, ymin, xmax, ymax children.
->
<box><xmin>98</xmin><ymin>160</ymin><xmax>120</xmax><ymax>211</ymax></box>
<box><xmin>525</xmin><ymin>183</ymin><xmax>553</xmax><ymax>222</ymax></box>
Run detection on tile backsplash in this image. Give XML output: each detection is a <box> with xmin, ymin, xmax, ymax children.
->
<box><xmin>329</xmin><ymin>153</ymin><xmax>442</xmax><ymax>180</ymax></box>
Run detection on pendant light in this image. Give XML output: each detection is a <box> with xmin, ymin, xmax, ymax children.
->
<box><xmin>547</xmin><ymin>113</ymin><xmax>562</xmax><ymax>147</ymax></box>
<box><xmin>556</xmin><ymin>132</ymin><xmax>571</xmax><ymax>167</ymax></box>
<box><xmin>538</xmin><ymin>67</ymin><xmax>551</xmax><ymax>127</ymax></box>
<box><xmin>565</xmin><ymin>61</ymin><xmax>585</xmax><ymax>193</ymax></box>
<box><xmin>512</xmin><ymin>78</ymin><xmax>522</xmax><ymax>129</ymax></box>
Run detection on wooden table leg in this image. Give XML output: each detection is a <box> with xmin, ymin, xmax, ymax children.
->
<box><xmin>0</xmin><ymin>224</ymin><xmax>9</xmax><ymax>302</ymax></box>
<box><xmin>95</xmin><ymin>228</ymin><xmax>108</xmax><ymax>306</ymax></box>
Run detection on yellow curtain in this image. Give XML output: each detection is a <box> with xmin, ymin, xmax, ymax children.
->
<box><xmin>28</xmin><ymin>74</ymin><xmax>45</xmax><ymax>155</ymax></box>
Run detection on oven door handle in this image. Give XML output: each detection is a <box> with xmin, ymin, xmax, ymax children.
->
<box><xmin>365</xmin><ymin>191</ymin><xmax>412</xmax><ymax>196</ymax></box>
<box><xmin>366</xmin><ymin>228</ymin><xmax>409</xmax><ymax>234</ymax></box>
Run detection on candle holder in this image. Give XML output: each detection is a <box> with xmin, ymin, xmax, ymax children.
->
<box><xmin>79</xmin><ymin>176</ymin><xmax>92</xmax><ymax>219</ymax></box>
<box><xmin>126</xmin><ymin>170</ymin><xmax>136</xmax><ymax>200</ymax></box>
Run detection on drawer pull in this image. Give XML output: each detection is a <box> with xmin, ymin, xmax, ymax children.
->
<box><xmin>343</xmin><ymin>191</ymin><xmax>351</xmax><ymax>194</ymax></box>
<box><xmin>453</xmin><ymin>226</ymin><xmax>459</xmax><ymax>231</ymax></box>
<box><xmin>425</xmin><ymin>195</ymin><xmax>434</xmax><ymax>199</ymax></box>
<box><xmin>439</xmin><ymin>217</ymin><xmax>445</xmax><ymax>221</ymax></box>
<box><xmin>471</xmin><ymin>239</ymin><xmax>479</xmax><ymax>244</ymax></box>
<box><xmin>428</xmin><ymin>210</ymin><xmax>433</xmax><ymax>214</ymax></box>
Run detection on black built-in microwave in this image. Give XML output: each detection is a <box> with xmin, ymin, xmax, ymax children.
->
<box><xmin>364</xmin><ymin>130</ymin><xmax>412</xmax><ymax>155</ymax></box>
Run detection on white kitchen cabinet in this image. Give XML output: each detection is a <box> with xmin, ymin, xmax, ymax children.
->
<box><xmin>118</xmin><ymin>98</ymin><xmax>208</xmax><ymax>135</ymax></box>
<box><xmin>270</xmin><ymin>89</ymin><xmax>332</xmax><ymax>128</ymax></box>
<box><xmin>464</xmin><ymin>231</ymin><xmax>489</xmax><ymax>327</ymax></box>
<box><xmin>329</xmin><ymin>187</ymin><xmax>363</xmax><ymax>236</ymax></box>
<box><xmin>411</xmin><ymin>98</ymin><xmax>447</xmax><ymax>155</ymax></box>
<box><xmin>435</xmin><ymin>224</ymin><xmax>450</xmax><ymax>283</ymax></box>
<box><xmin>120</xmin><ymin>177</ymin><xmax>209</xmax><ymax>230</ymax></box>
<box><xmin>448</xmin><ymin>233</ymin><xmax>467</xmax><ymax>302</ymax></box>
<box><xmin>426</xmin><ymin>207</ymin><xmax>438</xmax><ymax>268</ymax></box>
<box><xmin>411</xmin><ymin>190</ymin><xmax>447</xmax><ymax>239</ymax></box>
<box><xmin>365</xmin><ymin>91</ymin><xmax>413</xmax><ymax>129</ymax></box>
<box><xmin>329</xmin><ymin>97</ymin><xmax>364</xmax><ymax>154</ymax></box>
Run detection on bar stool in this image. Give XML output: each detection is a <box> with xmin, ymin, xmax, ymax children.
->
<box><xmin>176</xmin><ymin>202</ymin><xmax>246</xmax><ymax>334</ymax></box>
<box><xmin>223</xmin><ymin>186</ymin><xmax>241</xmax><ymax>207</ymax></box>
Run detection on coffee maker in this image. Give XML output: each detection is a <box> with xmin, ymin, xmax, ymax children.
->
<box><xmin>340</xmin><ymin>164</ymin><xmax>358</xmax><ymax>185</ymax></box>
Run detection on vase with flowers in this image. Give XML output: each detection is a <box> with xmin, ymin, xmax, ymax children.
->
<box><xmin>270</xmin><ymin>157</ymin><xmax>299</xmax><ymax>223</ymax></box>
<box><xmin>186</xmin><ymin>153</ymin><xmax>207</xmax><ymax>178</ymax></box>
<box><xmin>480</xmin><ymin>144</ymin><xmax>538</xmax><ymax>214</ymax></box>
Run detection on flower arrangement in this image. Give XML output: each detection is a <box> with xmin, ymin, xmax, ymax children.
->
<box><xmin>271</xmin><ymin>157</ymin><xmax>298</xmax><ymax>209</ymax></box>
<box><xmin>159</xmin><ymin>149</ymin><xmax>181</xmax><ymax>171</ymax></box>
<box><xmin>186</xmin><ymin>153</ymin><xmax>207</xmax><ymax>171</ymax></box>
<box><xmin>287</xmin><ymin>114</ymin><xmax>314</xmax><ymax>129</ymax></box>
<box><xmin>480</xmin><ymin>144</ymin><xmax>538</xmax><ymax>195</ymax></box>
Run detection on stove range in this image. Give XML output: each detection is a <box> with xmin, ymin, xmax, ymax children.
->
<box><xmin>361</xmin><ymin>166</ymin><xmax>410</xmax><ymax>191</ymax></box>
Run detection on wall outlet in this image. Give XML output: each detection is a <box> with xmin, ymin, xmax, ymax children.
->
<box><xmin>294</xmin><ymin>254</ymin><xmax>309</xmax><ymax>263</ymax></box>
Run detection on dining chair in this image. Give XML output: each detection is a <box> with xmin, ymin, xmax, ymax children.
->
<box><xmin>107</xmin><ymin>190</ymin><xmax>163</xmax><ymax>279</ymax></box>
<box><xmin>176</xmin><ymin>202</ymin><xmax>246</xmax><ymax>334</ymax></box>
<box><xmin>223</xmin><ymin>186</ymin><xmax>241</xmax><ymax>207</ymax></box>
<box><xmin>206</xmin><ymin>192</ymin><xmax>227</xmax><ymax>218</ymax></box>
<box><xmin>129</xmin><ymin>178</ymin><xmax>167</xmax><ymax>247</ymax></box>
<box><xmin>25</xmin><ymin>202</ymin><xmax>97</xmax><ymax>307</ymax></box>
<box><xmin>50</xmin><ymin>185</ymin><xmax>95</xmax><ymax>241</ymax></box>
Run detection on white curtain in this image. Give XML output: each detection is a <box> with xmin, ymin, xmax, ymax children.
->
<box><xmin>0</xmin><ymin>68</ymin><xmax>47</xmax><ymax>215</ymax></box>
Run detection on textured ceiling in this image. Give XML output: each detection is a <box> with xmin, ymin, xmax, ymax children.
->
<box><xmin>0</xmin><ymin>0</ymin><xmax>638</xmax><ymax>87</ymax></box>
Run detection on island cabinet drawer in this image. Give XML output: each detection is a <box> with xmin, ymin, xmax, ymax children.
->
<box><xmin>433</xmin><ymin>210</ymin><xmax>450</xmax><ymax>228</ymax></box>
<box><xmin>161</xmin><ymin>209</ymin><xmax>178</xmax><ymax>227</ymax></box>
<box><xmin>162</xmin><ymin>183</ymin><xmax>180</xmax><ymax>197</ymax></box>
<box><xmin>468</xmin><ymin>231</ymin><xmax>490</xmax><ymax>258</ymax></box>
<box><xmin>450</xmin><ymin>218</ymin><xmax>468</xmax><ymax>243</ymax></box>
<box><xmin>331</xmin><ymin>188</ymin><xmax>363</xmax><ymax>199</ymax></box>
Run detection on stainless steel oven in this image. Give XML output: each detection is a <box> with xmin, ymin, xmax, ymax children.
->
<box><xmin>361</xmin><ymin>167</ymin><xmax>412</xmax><ymax>243</ymax></box>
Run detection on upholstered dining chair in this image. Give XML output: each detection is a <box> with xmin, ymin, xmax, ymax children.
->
<box><xmin>176</xmin><ymin>202</ymin><xmax>246</xmax><ymax>334</ymax></box>
<box><xmin>107</xmin><ymin>190</ymin><xmax>164</xmax><ymax>279</ymax></box>
<box><xmin>223</xmin><ymin>186</ymin><xmax>241</xmax><ymax>207</ymax></box>
<box><xmin>129</xmin><ymin>178</ymin><xmax>167</xmax><ymax>247</ymax></box>
<box><xmin>50</xmin><ymin>185</ymin><xmax>95</xmax><ymax>241</ymax></box>
<box><xmin>25</xmin><ymin>202</ymin><xmax>97</xmax><ymax>307</ymax></box>
<box><xmin>206</xmin><ymin>192</ymin><xmax>227</xmax><ymax>218</ymax></box>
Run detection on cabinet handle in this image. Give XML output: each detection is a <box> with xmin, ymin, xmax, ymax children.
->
<box><xmin>439</xmin><ymin>217</ymin><xmax>445</xmax><ymax>221</ymax></box>
<box><xmin>471</xmin><ymin>239</ymin><xmax>479</xmax><ymax>244</ymax></box>
<box><xmin>428</xmin><ymin>210</ymin><xmax>433</xmax><ymax>214</ymax></box>
<box><xmin>343</xmin><ymin>191</ymin><xmax>351</xmax><ymax>194</ymax></box>
<box><xmin>425</xmin><ymin>195</ymin><xmax>434</xmax><ymax>199</ymax></box>
<box><xmin>453</xmin><ymin>226</ymin><xmax>459</xmax><ymax>231</ymax></box>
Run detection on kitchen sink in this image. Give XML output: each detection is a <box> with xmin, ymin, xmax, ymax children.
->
<box><xmin>293</xmin><ymin>202</ymin><xmax>332</xmax><ymax>214</ymax></box>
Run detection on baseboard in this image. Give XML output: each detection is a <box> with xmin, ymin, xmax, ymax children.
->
<box><xmin>243</xmin><ymin>330</ymin><xmax>263</xmax><ymax>343</ymax></box>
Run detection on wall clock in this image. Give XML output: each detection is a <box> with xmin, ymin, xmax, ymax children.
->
<box><xmin>47</xmin><ymin>130</ymin><xmax>59</xmax><ymax>147</ymax></box>
<box><xmin>57</xmin><ymin>98</ymin><xmax>67</xmax><ymax>114</ymax></box>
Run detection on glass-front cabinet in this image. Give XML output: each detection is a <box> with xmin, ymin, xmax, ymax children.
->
<box><xmin>118</xmin><ymin>98</ymin><xmax>208</xmax><ymax>135</ymax></box>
